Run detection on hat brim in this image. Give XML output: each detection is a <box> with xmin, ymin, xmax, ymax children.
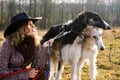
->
<box><xmin>29</xmin><ymin>17</ymin><xmax>42</xmax><ymax>23</ymax></box>
<box><xmin>4</xmin><ymin>17</ymin><xmax>42</xmax><ymax>37</ymax></box>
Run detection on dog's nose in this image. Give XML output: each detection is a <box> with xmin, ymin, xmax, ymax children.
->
<box><xmin>106</xmin><ymin>25</ymin><xmax>112</xmax><ymax>29</ymax></box>
<box><xmin>105</xmin><ymin>25</ymin><xmax>111</xmax><ymax>30</ymax></box>
<box><xmin>100</xmin><ymin>47</ymin><xmax>105</xmax><ymax>50</ymax></box>
<box><xmin>104</xmin><ymin>21</ymin><xmax>112</xmax><ymax>30</ymax></box>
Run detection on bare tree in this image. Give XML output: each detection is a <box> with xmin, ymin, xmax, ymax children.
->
<box><xmin>0</xmin><ymin>0</ymin><xmax>3</xmax><ymax>25</ymax></box>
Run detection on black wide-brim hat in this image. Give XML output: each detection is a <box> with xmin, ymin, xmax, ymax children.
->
<box><xmin>4</xmin><ymin>12</ymin><xmax>42</xmax><ymax>37</ymax></box>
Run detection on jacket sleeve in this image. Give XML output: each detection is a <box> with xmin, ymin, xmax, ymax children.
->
<box><xmin>32</xmin><ymin>45</ymin><xmax>48</xmax><ymax>68</ymax></box>
<box><xmin>0</xmin><ymin>40</ymin><xmax>29</xmax><ymax>80</ymax></box>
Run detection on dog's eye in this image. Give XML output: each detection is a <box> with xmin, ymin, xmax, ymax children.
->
<box><xmin>93</xmin><ymin>36</ymin><xmax>98</xmax><ymax>40</ymax></box>
<box><xmin>93</xmin><ymin>36</ymin><xmax>97</xmax><ymax>39</ymax></box>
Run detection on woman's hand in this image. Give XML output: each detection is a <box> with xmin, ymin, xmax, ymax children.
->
<box><xmin>28</xmin><ymin>68</ymin><xmax>39</xmax><ymax>78</ymax></box>
<box><xmin>42</xmin><ymin>39</ymin><xmax>54</xmax><ymax>48</ymax></box>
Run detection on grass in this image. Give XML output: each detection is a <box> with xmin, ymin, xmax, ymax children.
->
<box><xmin>0</xmin><ymin>27</ymin><xmax>120</xmax><ymax>80</ymax></box>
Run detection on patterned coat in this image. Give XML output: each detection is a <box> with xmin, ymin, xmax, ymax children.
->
<box><xmin>0</xmin><ymin>40</ymin><xmax>48</xmax><ymax>80</ymax></box>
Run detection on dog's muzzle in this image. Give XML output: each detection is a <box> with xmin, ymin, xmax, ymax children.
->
<box><xmin>104</xmin><ymin>21</ymin><xmax>111</xmax><ymax>30</ymax></box>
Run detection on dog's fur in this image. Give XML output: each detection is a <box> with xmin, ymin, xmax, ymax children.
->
<box><xmin>77</xmin><ymin>27</ymin><xmax>104</xmax><ymax>80</ymax></box>
<box><xmin>41</xmin><ymin>11</ymin><xmax>111</xmax><ymax>80</ymax></box>
<box><xmin>41</xmin><ymin>11</ymin><xmax>111</xmax><ymax>45</ymax></box>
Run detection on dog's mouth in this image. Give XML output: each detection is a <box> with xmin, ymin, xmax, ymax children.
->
<box><xmin>105</xmin><ymin>25</ymin><xmax>111</xmax><ymax>30</ymax></box>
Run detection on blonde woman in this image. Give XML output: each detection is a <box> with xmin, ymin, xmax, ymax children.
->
<box><xmin>0</xmin><ymin>13</ymin><xmax>54</xmax><ymax>80</ymax></box>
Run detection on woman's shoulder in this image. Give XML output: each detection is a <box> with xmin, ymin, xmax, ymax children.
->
<box><xmin>0</xmin><ymin>39</ymin><xmax>14</xmax><ymax>55</ymax></box>
<box><xmin>1</xmin><ymin>39</ymin><xmax>12</xmax><ymax>47</ymax></box>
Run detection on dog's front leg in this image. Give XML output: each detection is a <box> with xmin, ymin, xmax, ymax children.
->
<box><xmin>89</xmin><ymin>58</ymin><xmax>97</xmax><ymax>80</ymax></box>
<box><xmin>49</xmin><ymin>59</ymin><xmax>57</xmax><ymax>80</ymax></box>
<box><xmin>77</xmin><ymin>58</ymin><xmax>85</xmax><ymax>80</ymax></box>
<box><xmin>55</xmin><ymin>61</ymin><xmax>64</xmax><ymax>80</ymax></box>
<box><xmin>71</xmin><ymin>63</ymin><xmax>78</xmax><ymax>80</ymax></box>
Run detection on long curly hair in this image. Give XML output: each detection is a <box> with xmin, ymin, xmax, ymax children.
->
<box><xmin>6</xmin><ymin>21</ymin><xmax>41</xmax><ymax>62</ymax></box>
<box><xmin>6</xmin><ymin>22</ymin><xmax>40</xmax><ymax>46</ymax></box>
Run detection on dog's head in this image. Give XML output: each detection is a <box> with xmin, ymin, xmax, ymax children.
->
<box><xmin>77</xmin><ymin>11</ymin><xmax>111</xmax><ymax>30</ymax></box>
<box><xmin>84</xmin><ymin>26</ymin><xmax>105</xmax><ymax>50</ymax></box>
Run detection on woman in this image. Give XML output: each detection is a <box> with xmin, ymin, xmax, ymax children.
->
<box><xmin>0</xmin><ymin>12</ymin><xmax>54</xmax><ymax>80</ymax></box>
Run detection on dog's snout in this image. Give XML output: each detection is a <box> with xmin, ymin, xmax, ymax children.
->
<box><xmin>103</xmin><ymin>25</ymin><xmax>111</xmax><ymax>30</ymax></box>
<box><xmin>107</xmin><ymin>25</ymin><xmax>111</xmax><ymax>29</ymax></box>
<box><xmin>103</xmin><ymin>21</ymin><xmax>111</xmax><ymax>30</ymax></box>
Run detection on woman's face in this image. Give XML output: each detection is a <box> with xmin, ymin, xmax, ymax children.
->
<box><xmin>25</xmin><ymin>21</ymin><xmax>37</xmax><ymax>36</ymax></box>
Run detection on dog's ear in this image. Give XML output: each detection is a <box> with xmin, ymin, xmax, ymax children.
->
<box><xmin>78</xmin><ymin>11</ymin><xmax>87</xmax><ymax>23</ymax></box>
<box><xmin>84</xmin><ymin>26</ymin><xmax>93</xmax><ymax>36</ymax></box>
<box><xmin>72</xmin><ymin>11</ymin><xmax>88</xmax><ymax>28</ymax></box>
<box><xmin>98</xmin><ymin>28</ymin><xmax>103</xmax><ymax>34</ymax></box>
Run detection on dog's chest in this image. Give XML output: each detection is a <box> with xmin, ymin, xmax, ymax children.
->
<box><xmin>61</xmin><ymin>36</ymin><xmax>82</xmax><ymax>64</ymax></box>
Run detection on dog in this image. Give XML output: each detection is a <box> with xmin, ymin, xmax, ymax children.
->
<box><xmin>41</xmin><ymin>11</ymin><xmax>111</xmax><ymax>44</ymax></box>
<box><xmin>41</xmin><ymin>11</ymin><xmax>111</xmax><ymax>80</ymax></box>
<box><xmin>77</xmin><ymin>26</ymin><xmax>105</xmax><ymax>80</ymax></box>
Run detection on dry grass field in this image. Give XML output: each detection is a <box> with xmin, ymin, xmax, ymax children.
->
<box><xmin>0</xmin><ymin>27</ymin><xmax>120</xmax><ymax>80</ymax></box>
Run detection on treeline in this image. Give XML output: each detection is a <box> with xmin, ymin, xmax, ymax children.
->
<box><xmin>0</xmin><ymin>0</ymin><xmax>120</xmax><ymax>30</ymax></box>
